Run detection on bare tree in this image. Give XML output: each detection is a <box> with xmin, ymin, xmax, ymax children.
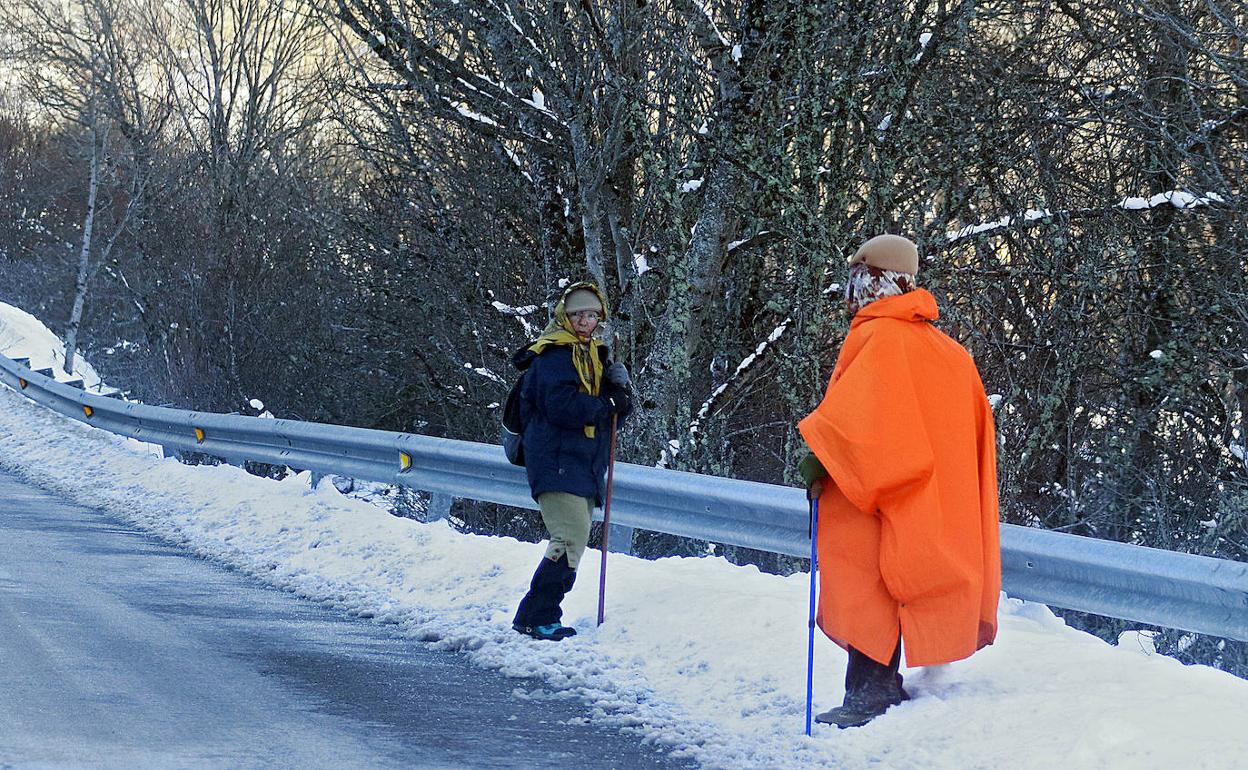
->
<box><xmin>1</xmin><ymin>0</ymin><xmax>169</xmax><ymax>372</ymax></box>
<box><xmin>144</xmin><ymin>0</ymin><xmax>332</xmax><ymax>408</ymax></box>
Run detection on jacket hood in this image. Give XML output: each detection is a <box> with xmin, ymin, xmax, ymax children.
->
<box><xmin>851</xmin><ymin>288</ymin><xmax>939</xmax><ymax>328</ymax></box>
<box><xmin>512</xmin><ymin>345</ymin><xmax>538</xmax><ymax>371</ymax></box>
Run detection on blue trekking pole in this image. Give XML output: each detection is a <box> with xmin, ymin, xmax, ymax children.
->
<box><xmin>805</xmin><ymin>496</ymin><xmax>819</xmax><ymax>736</ymax></box>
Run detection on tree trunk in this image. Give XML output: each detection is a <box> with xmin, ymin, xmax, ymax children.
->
<box><xmin>64</xmin><ymin>118</ymin><xmax>100</xmax><ymax>376</ymax></box>
<box><xmin>569</xmin><ymin>118</ymin><xmax>608</xmax><ymax>291</ymax></box>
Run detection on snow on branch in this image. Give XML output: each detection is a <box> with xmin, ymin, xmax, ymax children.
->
<box><xmin>486</xmin><ymin>0</ymin><xmax>556</xmax><ymax>74</ymax></box>
<box><xmin>463</xmin><ymin>362</ymin><xmax>506</xmax><ymax>385</ymax></box>
<box><xmin>426</xmin><ymin>92</ymin><xmax>564</xmax><ymax>160</ymax></box>
<box><xmin>695</xmin><ymin>1</ymin><xmax>731</xmax><ymax>48</ymax></box>
<box><xmin>726</xmin><ymin>229</ymin><xmax>779</xmax><ymax>255</ymax></box>
<box><xmin>915</xmin><ymin>32</ymin><xmax>933</xmax><ymax>62</ymax></box>
<box><xmin>1119</xmin><ymin>190</ymin><xmax>1225</xmax><ymax>211</ymax></box>
<box><xmin>491</xmin><ymin>300</ymin><xmax>539</xmax><ymax>316</ymax></box>
<box><xmin>657</xmin><ymin>319</ymin><xmax>791</xmax><ymax>469</ymax></box>
<box><xmin>449</xmin><ymin>99</ymin><xmax>500</xmax><ymax>127</ymax></box>
<box><xmin>945</xmin><ymin>190</ymin><xmax>1232</xmax><ymax>246</ymax></box>
<box><xmin>454</xmin><ymin>76</ymin><xmax>562</xmax><ymax>125</ymax></box>
<box><xmin>676</xmin><ymin>0</ymin><xmax>731</xmax><ymax>58</ymax></box>
<box><xmin>502</xmin><ymin>145</ymin><xmax>533</xmax><ymax>183</ymax></box>
<box><xmin>947</xmin><ymin>208</ymin><xmax>1053</xmax><ymax>242</ymax></box>
<box><xmin>492</xmin><ymin>300</ymin><xmax>540</xmax><ymax>337</ymax></box>
<box><xmin>341</xmin><ymin>1</ymin><xmax>566</xmax><ymax>153</ymax></box>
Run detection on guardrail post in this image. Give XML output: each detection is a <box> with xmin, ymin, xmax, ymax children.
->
<box><xmin>309</xmin><ymin>471</ymin><xmax>325</xmax><ymax>489</ymax></box>
<box><xmin>426</xmin><ymin>491</ymin><xmax>452</xmax><ymax>522</ymax></box>
<box><xmin>161</xmin><ymin>445</ymin><xmax>180</xmax><ymax>461</ymax></box>
<box><xmin>608</xmin><ymin>523</ymin><xmax>634</xmax><ymax>555</ymax></box>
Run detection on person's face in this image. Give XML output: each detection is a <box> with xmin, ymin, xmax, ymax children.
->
<box><xmin>569</xmin><ymin>309</ymin><xmax>600</xmax><ymax>340</ymax></box>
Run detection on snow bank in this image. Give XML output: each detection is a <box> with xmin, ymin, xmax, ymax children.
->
<box><xmin>0</xmin><ymin>301</ymin><xmax>103</xmax><ymax>389</ymax></box>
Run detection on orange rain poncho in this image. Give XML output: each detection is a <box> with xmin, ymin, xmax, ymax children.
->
<box><xmin>798</xmin><ymin>289</ymin><xmax>1001</xmax><ymax>667</ymax></box>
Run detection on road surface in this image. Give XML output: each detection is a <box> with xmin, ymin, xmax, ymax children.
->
<box><xmin>0</xmin><ymin>470</ymin><xmax>693</xmax><ymax>769</ymax></box>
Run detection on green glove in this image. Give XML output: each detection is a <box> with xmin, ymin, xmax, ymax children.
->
<box><xmin>797</xmin><ymin>451</ymin><xmax>828</xmax><ymax>487</ymax></box>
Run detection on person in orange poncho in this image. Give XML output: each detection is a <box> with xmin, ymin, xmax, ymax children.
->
<box><xmin>797</xmin><ymin>234</ymin><xmax>1001</xmax><ymax>729</ymax></box>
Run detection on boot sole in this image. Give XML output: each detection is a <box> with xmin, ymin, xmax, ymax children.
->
<box><xmin>815</xmin><ymin>712</ymin><xmax>875</xmax><ymax>729</ymax></box>
<box><xmin>512</xmin><ymin>624</ymin><xmax>575</xmax><ymax>641</ymax></box>
<box><xmin>815</xmin><ymin>700</ymin><xmax>901</xmax><ymax>729</ymax></box>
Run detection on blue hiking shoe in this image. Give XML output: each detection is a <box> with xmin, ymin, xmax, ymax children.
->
<box><xmin>513</xmin><ymin>622</ymin><xmax>576</xmax><ymax>641</ymax></box>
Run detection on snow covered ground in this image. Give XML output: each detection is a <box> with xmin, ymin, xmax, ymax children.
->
<box><xmin>2</xmin><ymin>302</ymin><xmax>1247</xmax><ymax>770</ymax></box>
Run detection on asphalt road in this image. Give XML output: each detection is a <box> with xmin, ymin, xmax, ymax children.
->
<box><xmin>0</xmin><ymin>469</ymin><xmax>695</xmax><ymax>770</ymax></box>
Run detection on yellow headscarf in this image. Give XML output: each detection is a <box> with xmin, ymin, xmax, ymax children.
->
<box><xmin>528</xmin><ymin>281</ymin><xmax>608</xmax><ymax>438</ymax></box>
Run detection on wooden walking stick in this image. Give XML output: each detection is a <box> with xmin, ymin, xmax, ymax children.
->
<box><xmin>596</xmin><ymin>411</ymin><xmax>619</xmax><ymax>627</ymax></box>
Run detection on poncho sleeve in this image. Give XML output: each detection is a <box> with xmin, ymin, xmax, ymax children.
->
<box><xmin>797</xmin><ymin>323</ymin><xmax>936</xmax><ymax>516</ymax></box>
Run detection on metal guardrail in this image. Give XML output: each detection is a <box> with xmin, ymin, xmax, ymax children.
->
<box><xmin>1</xmin><ymin>354</ymin><xmax>1245</xmax><ymax>642</ymax></box>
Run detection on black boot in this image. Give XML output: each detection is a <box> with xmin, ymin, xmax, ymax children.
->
<box><xmin>815</xmin><ymin>641</ymin><xmax>907</xmax><ymax>728</ymax></box>
<box><xmin>513</xmin><ymin>555</ymin><xmax>578</xmax><ymax>641</ymax></box>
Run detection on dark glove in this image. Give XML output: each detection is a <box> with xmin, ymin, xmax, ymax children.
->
<box><xmin>605</xmin><ymin>361</ymin><xmax>631</xmax><ymax>388</ymax></box>
<box><xmin>798</xmin><ymin>451</ymin><xmax>828</xmax><ymax>500</ymax></box>
<box><xmin>798</xmin><ymin>452</ymin><xmax>827</xmax><ymax>487</ymax></box>
<box><xmin>603</xmin><ymin>386</ymin><xmax>633</xmax><ymax>419</ymax></box>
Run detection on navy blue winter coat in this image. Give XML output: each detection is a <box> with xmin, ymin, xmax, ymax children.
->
<box><xmin>515</xmin><ymin>345</ymin><xmax>631</xmax><ymax>506</ymax></box>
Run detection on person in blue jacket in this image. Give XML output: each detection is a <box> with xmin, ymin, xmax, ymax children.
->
<box><xmin>511</xmin><ymin>282</ymin><xmax>632</xmax><ymax>641</ymax></box>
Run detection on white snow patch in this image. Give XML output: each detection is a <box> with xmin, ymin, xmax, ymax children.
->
<box><xmin>463</xmin><ymin>364</ymin><xmax>505</xmax><ymax>385</ymax></box>
<box><xmin>493</xmin><ymin>301</ymin><xmax>539</xmax><ymax>336</ymax></box>
<box><xmin>948</xmin><ymin>209</ymin><xmax>1052</xmax><ymax>242</ymax></box>
<box><xmin>0</xmin><ymin>302</ymin><xmax>104</xmax><ymax>390</ymax></box>
<box><xmin>694</xmin><ymin>1</ymin><xmax>730</xmax><ymax>47</ymax></box>
<box><xmin>452</xmin><ymin>101</ymin><xmax>500</xmax><ymax>127</ymax></box>
<box><xmin>491</xmin><ymin>301</ymin><xmax>539</xmax><ymax>317</ymax></box>
<box><xmin>1120</xmin><ymin>191</ymin><xmax>1226</xmax><ymax>211</ymax></box>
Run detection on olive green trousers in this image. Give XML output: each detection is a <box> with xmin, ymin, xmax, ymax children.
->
<box><xmin>538</xmin><ymin>491</ymin><xmax>593</xmax><ymax>569</ymax></box>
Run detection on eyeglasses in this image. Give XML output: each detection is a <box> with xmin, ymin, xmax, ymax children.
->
<box><xmin>569</xmin><ymin>310</ymin><xmax>601</xmax><ymax>322</ymax></box>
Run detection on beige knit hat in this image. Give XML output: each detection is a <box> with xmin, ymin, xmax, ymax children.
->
<box><xmin>848</xmin><ymin>234</ymin><xmax>920</xmax><ymax>275</ymax></box>
<box><xmin>563</xmin><ymin>288</ymin><xmax>603</xmax><ymax>315</ymax></box>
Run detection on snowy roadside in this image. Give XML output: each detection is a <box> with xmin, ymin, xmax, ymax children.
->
<box><xmin>2</xmin><ymin>305</ymin><xmax>1247</xmax><ymax>769</ymax></box>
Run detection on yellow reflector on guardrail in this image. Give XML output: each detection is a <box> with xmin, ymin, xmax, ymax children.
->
<box><xmin>399</xmin><ymin>451</ymin><xmax>412</xmax><ymax>471</ymax></box>
<box><xmin>82</xmin><ymin>405</ymin><xmax>93</xmax><ymax>418</ymax></box>
<box><xmin>195</xmin><ymin>427</ymin><xmax>205</xmax><ymax>443</ymax></box>
<box><xmin>18</xmin><ymin>378</ymin><xmax>27</xmax><ymax>389</ymax></box>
